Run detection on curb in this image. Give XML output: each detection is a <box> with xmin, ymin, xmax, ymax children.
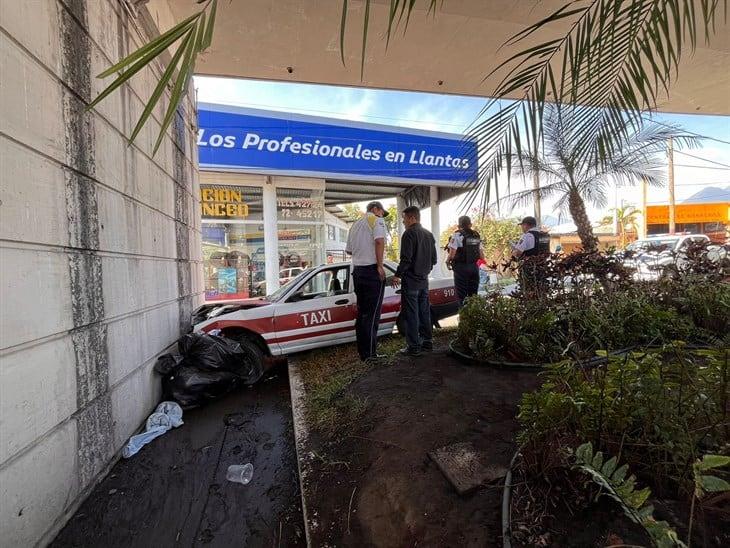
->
<box><xmin>287</xmin><ymin>359</ymin><xmax>313</xmax><ymax>548</ymax></box>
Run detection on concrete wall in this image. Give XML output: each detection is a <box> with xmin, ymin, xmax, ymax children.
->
<box><xmin>0</xmin><ymin>1</ymin><xmax>203</xmax><ymax>545</ymax></box>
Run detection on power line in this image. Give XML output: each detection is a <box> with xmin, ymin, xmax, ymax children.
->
<box><xmin>674</xmin><ymin>164</ymin><xmax>729</xmax><ymax>171</ymax></box>
<box><xmin>674</xmin><ymin>150</ymin><xmax>730</xmax><ymax>169</ymax></box>
<box><xmin>674</xmin><ymin>182</ymin><xmax>730</xmax><ymax>186</ymax></box>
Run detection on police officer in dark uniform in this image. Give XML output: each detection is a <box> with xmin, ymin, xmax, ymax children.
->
<box><xmin>511</xmin><ymin>216</ymin><xmax>550</xmax><ymax>293</ymax></box>
<box><xmin>447</xmin><ymin>216</ymin><xmax>484</xmax><ymax>307</ymax></box>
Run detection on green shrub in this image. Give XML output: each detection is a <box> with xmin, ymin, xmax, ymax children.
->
<box><xmin>456</xmin><ymin>248</ymin><xmax>726</xmax><ymax>364</ymax></box>
<box><xmin>518</xmin><ymin>345</ymin><xmax>730</xmax><ymax>495</ymax></box>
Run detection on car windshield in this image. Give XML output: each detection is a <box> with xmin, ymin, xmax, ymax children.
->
<box><xmin>627</xmin><ymin>238</ymin><xmax>679</xmax><ymax>252</ymax></box>
<box><xmin>266</xmin><ymin>267</ymin><xmax>315</xmax><ymax>302</ymax></box>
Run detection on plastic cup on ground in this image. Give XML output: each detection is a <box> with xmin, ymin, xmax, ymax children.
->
<box><xmin>226</xmin><ymin>463</ymin><xmax>254</xmax><ymax>484</ymax></box>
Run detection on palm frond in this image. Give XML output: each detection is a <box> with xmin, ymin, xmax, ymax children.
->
<box><xmin>485</xmin><ymin>0</ymin><xmax>722</xmax><ymax>195</ymax></box>
<box><xmin>502</xmin><ymin>180</ymin><xmax>567</xmax><ymax>211</ymax></box>
<box><xmin>90</xmin><ymin>0</ymin><xmax>218</xmax><ymax>154</ymax></box>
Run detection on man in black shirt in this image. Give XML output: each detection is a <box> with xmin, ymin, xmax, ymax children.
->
<box><xmin>392</xmin><ymin>206</ymin><xmax>438</xmax><ymax>356</ymax></box>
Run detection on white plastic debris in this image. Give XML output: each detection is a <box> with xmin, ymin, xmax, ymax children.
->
<box><xmin>226</xmin><ymin>463</ymin><xmax>254</xmax><ymax>484</ymax></box>
<box><xmin>122</xmin><ymin>401</ymin><xmax>184</xmax><ymax>458</ymax></box>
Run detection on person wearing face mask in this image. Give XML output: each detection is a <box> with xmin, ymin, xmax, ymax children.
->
<box><xmin>346</xmin><ymin>201</ymin><xmax>389</xmax><ymax>362</ymax></box>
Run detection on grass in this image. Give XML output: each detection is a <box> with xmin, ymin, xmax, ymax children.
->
<box><xmin>297</xmin><ymin>325</ymin><xmax>458</xmax><ymax>436</ymax></box>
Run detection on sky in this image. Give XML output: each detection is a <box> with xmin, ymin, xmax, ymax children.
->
<box><xmin>194</xmin><ymin>75</ymin><xmax>730</xmax><ymax>232</ymax></box>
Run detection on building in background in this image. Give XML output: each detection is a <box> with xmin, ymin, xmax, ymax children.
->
<box><xmin>646</xmin><ymin>202</ymin><xmax>730</xmax><ymax>242</ymax></box>
<box><xmin>197</xmin><ymin>103</ymin><xmax>478</xmax><ymax>300</ymax></box>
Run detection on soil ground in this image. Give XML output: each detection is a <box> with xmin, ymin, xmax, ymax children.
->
<box><xmin>297</xmin><ymin>334</ymin><xmax>541</xmax><ymax>548</ymax></box>
<box><xmin>52</xmin><ymin>366</ymin><xmax>305</xmax><ymax>548</ymax></box>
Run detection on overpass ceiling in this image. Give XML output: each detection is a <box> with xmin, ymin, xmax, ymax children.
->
<box><xmin>167</xmin><ymin>0</ymin><xmax>730</xmax><ymax>115</ymax></box>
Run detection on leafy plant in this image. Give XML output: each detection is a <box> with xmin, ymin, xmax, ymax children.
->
<box><xmin>693</xmin><ymin>454</ymin><xmax>730</xmax><ymax>496</ymax></box>
<box><xmin>518</xmin><ymin>345</ymin><xmax>729</xmax><ymax>494</ymax></box>
<box><xmin>688</xmin><ymin>454</ymin><xmax>730</xmax><ymax>546</ymax></box>
<box><xmin>89</xmin><ymin>0</ymin><xmax>218</xmax><ymax>153</ymax></box>
<box><xmin>574</xmin><ymin>442</ymin><xmax>686</xmax><ymax>548</ymax></box>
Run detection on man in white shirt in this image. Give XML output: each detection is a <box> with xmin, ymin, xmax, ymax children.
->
<box><xmin>511</xmin><ymin>216</ymin><xmax>538</xmax><ymax>257</ymax></box>
<box><xmin>511</xmin><ymin>216</ymin><xmax>550</xmax><ymax>294</ymax></box>
<box><xmin>345</xmin><ymin>201</ymin><xmax>388</xmax><ymax>362</ymax></box>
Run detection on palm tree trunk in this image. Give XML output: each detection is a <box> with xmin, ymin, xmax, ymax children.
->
<box><xmin>568</xmin><ymin>188</ymin><xmax>598</xmax><ymax>251</ymax></box>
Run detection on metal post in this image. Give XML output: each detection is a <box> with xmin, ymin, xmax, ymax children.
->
<box><xmin>668</xmin><ymin>138</ymin><xmax>676</xmax><ymax>234</ymax></box>
<box><xmin>263</xmin><ymin>178</ymin><xmax>280</xmax><ymax>293</ymax></box>
<box><xmin>430</xmin><ymin>186</ymin><xmax>444</xmax><ymax>277</ymax></box>
<box><xmin>396</xmin><ymin>194</ymin><xmax>406</xmax><ymax>239</ymax></box>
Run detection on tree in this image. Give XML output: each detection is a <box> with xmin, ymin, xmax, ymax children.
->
<box><xmin>599</xmin><ymin>204</ymin><xmax>641</xmax><ymax>247</ymax></box>
<box><xmin>505</xmin><ymin>106</ymin><xmax>696</xmax><ymax>251</ymax></box>
<box><xmin>340</xmin><ymin>203</ymin><xmax>399</xmax><ymax>261</ymax></box>
<box><xmin>440</xmin><ymin>213</ymin><xmax>522</xmax><ymax>269</ymax></box>
<box><xmin>92</xmin><ymin>0</ymin><xmax>725</xmax><ymax>169</ymax></box>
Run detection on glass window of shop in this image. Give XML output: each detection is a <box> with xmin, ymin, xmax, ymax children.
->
<box><xmin>201</xmin><ymin>184</ymin><xmax>267</xmax><ymax>300</ymax></box>
<box><xmin>277</xmin><ymin>187</ymin><xmax>325</xmax><ymax>281</ymax></box>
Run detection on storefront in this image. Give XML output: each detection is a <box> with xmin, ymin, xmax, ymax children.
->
<box><xmin>198</xmin><ymin>103</ymin><xmax>477</xmax><ymax>301</ymax></box>
<box><xmin>199</xmin><ymin>173</ymin><xmax>349</xmax><ymax>300</ymax></box>
<box><xmin>646</xmin><ymin>202</ymin><xmax>730</xmax><ymax>242</ymax></box>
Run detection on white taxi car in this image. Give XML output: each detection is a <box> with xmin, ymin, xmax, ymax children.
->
<box><xmin>192</xmin><ymin>261</ymin><xmax>459</xmax><ymax>363</ymax></box>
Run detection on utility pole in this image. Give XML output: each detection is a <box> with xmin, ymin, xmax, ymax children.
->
<box><xmin>667</xmin><ymin>137</ymin><xmax>676</xmax><ymax>234</ymax></box>
<box><xmin>533</xmin><ymin>171</ymin><xmax>541</xmax><ymax>225</ymax></box>
<box><xmin>641</xmin><ymin>178</ymin><xmax>648</xmax><ymax>238</ymax></box>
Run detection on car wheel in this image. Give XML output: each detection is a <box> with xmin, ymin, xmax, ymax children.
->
<box><xmin>226</xmin><ymin>331</ymin><xmax>266</xmax><ymax>381</ymax></box>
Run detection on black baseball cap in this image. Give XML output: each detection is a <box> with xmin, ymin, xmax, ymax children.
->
<box><xmin>518</xmin><ymin>216</ymin><xmax>537</xmax><ymax>227</ymax></box>
<box><xmin>366</xmin><ymin>201</ymin><xmax>390</xmax><ymax>217</ymax></box>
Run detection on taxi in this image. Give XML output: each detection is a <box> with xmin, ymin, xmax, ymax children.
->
<box><xmin>192</xmin><ymin>261</ymin><xmax>459</xmax><ymax>362</ymax></box>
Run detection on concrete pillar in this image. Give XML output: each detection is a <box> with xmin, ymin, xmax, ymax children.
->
<box><xmin>430</xmin><ymin>186</ymin><xmax>445</xmax><ymax>278</ymax></box>
<box><xmin>263</xmin><ymin>179</ymin><xmax>280</xmax><ymax>292</ymax></box>
<box><xmin>396</xmin><ymin>195</ymin><xmax>406</xmax><ymax>239</ymax></box>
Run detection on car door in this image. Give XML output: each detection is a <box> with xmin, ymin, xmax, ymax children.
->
<box><xmin>272</xmin><ymin>265</ymin><xmax>356</xmax><ymax>354</ymax></box>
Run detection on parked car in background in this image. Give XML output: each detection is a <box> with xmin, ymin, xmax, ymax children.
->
<box><xmin>191</xmin><ymin>261</ymin><xmax>459</xmax><ymax>368</ymax></box>
<box><xmin>622</xmin><ymin>234</ymin><xmax>727</xmax><ymax>279</ymax></box>
<box><xmin>279</xmin><ymin>267</ymin><xmax>304</xmax><ymax>285</ymax></box>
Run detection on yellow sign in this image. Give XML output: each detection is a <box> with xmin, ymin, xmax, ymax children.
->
<box><xmin>646</xmin><ymin>202</ymin><xmax>730</xmax><ymax>224</ymax></box>
<box><xmin>200</xmin><ymin>186</ymin><xmax>250</xmax><ymax>218</ymax></box>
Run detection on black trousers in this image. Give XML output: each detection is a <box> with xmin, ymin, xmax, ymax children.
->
<box><xmin>353</xmin><ymin>265</ymin><xmax>385</xmax><ymax>360</ymax></box>
<box><xmin>401</xmin><ymin>286</ymin><xmax>432</xmax><ymax>351</ymax></box>
<box><xmin>453</xmin><ymin>262</ymin><xmax>480</xmax><ymax>306</ymax></box>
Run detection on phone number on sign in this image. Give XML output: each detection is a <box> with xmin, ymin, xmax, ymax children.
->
<box><xmin>280</xmin><ymin>208</ymin><xmax>322</xmax><ymax>219</ymax></box>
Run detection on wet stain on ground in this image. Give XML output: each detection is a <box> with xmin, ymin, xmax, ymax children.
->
<box><xmin>51</xmin><ymin>367</ymin><xmax>305</xmax><ymax>548</ymax></box>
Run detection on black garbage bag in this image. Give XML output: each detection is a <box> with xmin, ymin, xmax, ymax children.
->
<box><xmin>154</xmin><ymin>353</ymin><xmax>184</xmax><ymax>376</ymax></box>
<box><xmin>177</xmin><ymin>333</ymin><xmax>246</xmax><ymax>373</ymax></box>
<box><xmin>156</xmin><ymin>333</ymin><xmax>264</xmax><ymax>408</ymax></box>
<box><xmin>161</xmin><ymin>366</ymin><xmax>242</xmax><ymax>409</ymax></box>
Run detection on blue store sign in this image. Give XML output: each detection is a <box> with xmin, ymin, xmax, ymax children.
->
<box><xmin>198</xmin><ymin>103</ymin><xmax>477</xmax><ymax>185</ymax></box>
